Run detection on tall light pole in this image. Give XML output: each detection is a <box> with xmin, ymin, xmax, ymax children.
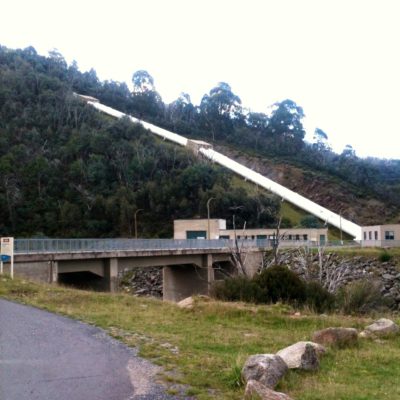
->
<box><xmin>207</xmin><ymin>197</ymin><xmax>215</xmax><ymax>240</ymax></box>
<box><xmin>134</xmin><ymin>209</ymin><xmax>144</xmax><ymax>239</ymax></box>
<box><xmin>229</xmin><ymin>205</ymin><xmax>244</xmax><ymax>239</ymax></box>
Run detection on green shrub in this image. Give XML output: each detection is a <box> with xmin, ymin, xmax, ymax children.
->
<box><xmin>299</xmin><ymin>214</ymin><xmax>323</xmax><ymax>228</ymax></box>
<box><xmin>213</xmin><ymin>267</ymin><xmax>338</xmax><ymax>313</ymax></box>
<box><xmin>212</xmin><ymin>276</ymin><xmax>263</xmax><ymax>303</ymax></box>
<box><xmin>255</xmin><ymin>265</ymin><xmax>306</xmax><ymax>305</ymax></box>
<box><xmin>305</xmin><ymin>281</ymin><xmax>335</xmax><ymax>313</ymax></box>
<box><xmin>336</xmin><ymin>280</ymin><xmax>387</xmax><ymax>314</ymax></box>
<box><xmin>378</xmin><ymin>251</ymin><xmax>393</xmax><ymax>262</ymax></box>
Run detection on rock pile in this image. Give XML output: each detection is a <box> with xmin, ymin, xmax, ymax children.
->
<box><xmin>119</xmin><ymin>266</ymin><xmax>163</xmax><ymax>297</ymax></box>
<box><xmin>241</xmin><ymin>341</ymin><xmax>325</xmax><ymax>399</ymax></box>
<box><xmin>275</xmin><ymin>250</ymin><xmax>400</xmax><ymax>309</ymax></box>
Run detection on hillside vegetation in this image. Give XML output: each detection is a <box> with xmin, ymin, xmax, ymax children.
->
<box><xmin>1</xmin><ymin>277</ymin><xmax>400</xmax><ymax>400</ymax></box>
<box><xmin>0</xmin><ymin>45</ymin><xmax>278</xmax><ymax>237</ymax></box>
<box><xmin>1</xmin><ymin>44</ymin><xmax>399</xmax><ymax>237</ymax></box>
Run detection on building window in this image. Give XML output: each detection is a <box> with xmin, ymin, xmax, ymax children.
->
<box><xmin>256</xmin><ymin>235</ymin><xmax>267</xmax><ymax>240</ymax></box>
<box><xmin>295</xmin><ymin>234</ymin><xmax>300</xmax><ymax>241</ymax></box>
<box><xmin>219</xmin><ymin>235</ymin><xmax>230</xmax><ymax>240</ymax></box>
<box><xmin>385</xmin><ymin>231</ymin><xmax>395</xmax><ymax>240</ymax></box>
<box><xmin>288</xmin><ymin>235</ymin><xmax>292</xmax><ymax>240</ymax></box>
<box><xmin>368</xmin><ymin>231</ymin><xmax>372</xmax><ymax>240</ymax></box>
<box><xmin>186</xmin><ymin>230</ymin><xmax>206</xmax><ymax>239</ymax></box>
<box><xmin>363</xmin><ymin>232</ymin><xmax>367</xmax><ymax>240</ymax></box>
<box><xmin>303</xmin><ymin>234</ymin><xmax>308</xmax><ymax>241</ymax></box>
<box><xmin>374</xmin><ymin>231</ymin><xmax>378</xmax><ymax>240</ymax></box>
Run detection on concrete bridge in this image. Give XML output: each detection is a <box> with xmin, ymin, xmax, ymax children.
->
<box><xmin>6</xmin><ymin>239</ymin><xmax>266</xmax><ymax>301</ymax></box>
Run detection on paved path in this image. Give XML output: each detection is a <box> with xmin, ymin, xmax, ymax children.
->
<box><xmin>0</xmin><ymin>299</ymin><xmax>177</xmax><ymax>400</ymax></box>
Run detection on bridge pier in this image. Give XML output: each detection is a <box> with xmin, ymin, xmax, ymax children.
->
<box><xmin>50</xmin><ymin>261</ymin><xmax>58</xmax><ymax>283</ymax></box>
<box><xmin>104</xmin><ymin>258</ymin><xmax>118</xmax><ymax>292</ymax></box>
<box><xmin>163</xmin><ymin>254</ymin><xmax>215</xmax><ymax>302</ymax></box>
<box><xmin>163</xmin><ymin>265</ymin><xmax>206</xmax><ymax>302</ymax></box>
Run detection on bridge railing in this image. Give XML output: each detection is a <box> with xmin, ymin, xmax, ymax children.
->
<box><xmin>13</xmin><ymin>238</ymin><xmax>362</xmax><ymax>254</ymax></box>
<box><xmin>14</xmin><ymin>238</ymin><xmax>270</xmax><ymax>254</ymax></box>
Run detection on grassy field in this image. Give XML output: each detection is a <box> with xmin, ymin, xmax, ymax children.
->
<box><xmin>1</xmin><ymin>276</ymin><xmax>400</xmax><ymax>399</ymax></box>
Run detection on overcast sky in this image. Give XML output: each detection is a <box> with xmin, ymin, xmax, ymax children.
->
<box><xmin>2</xmin><ymin>0</ymin><xmax>399</xmax><ymax>159</ymax></box>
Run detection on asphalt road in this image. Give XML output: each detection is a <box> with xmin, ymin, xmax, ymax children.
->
<box><xmin>0</xmin><ymin>299</ymin><xmax>177</xmax><ymax>400</ymax></box>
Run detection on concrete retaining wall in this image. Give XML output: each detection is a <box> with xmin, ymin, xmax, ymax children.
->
<box><xmin>8</xmin><ymin>262</ymin><xmax>50</xmax><ymax>283</ymax></box>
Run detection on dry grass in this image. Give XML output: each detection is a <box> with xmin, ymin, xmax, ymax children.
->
<box><xmin>1</xmin><ymin>276</ymin><xmax>400</xmax><ymax>399</ymax></box>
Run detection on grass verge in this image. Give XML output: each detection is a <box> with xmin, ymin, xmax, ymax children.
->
<box><xmin>1</xmin><ymin>276</ymin><xmax>400</xmax><ymax>399</ymax></box>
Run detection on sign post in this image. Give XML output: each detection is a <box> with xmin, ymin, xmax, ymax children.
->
<box><xmin>1</xmin><ymin>237</ymin><xmax>14</xmax><ymax>279</ymax></box>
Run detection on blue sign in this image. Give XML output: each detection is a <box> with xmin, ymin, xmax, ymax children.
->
<box><xmin>1</xmin><ymin>254</ymin><xmax>10</xmax><ymax>262</ymax></box>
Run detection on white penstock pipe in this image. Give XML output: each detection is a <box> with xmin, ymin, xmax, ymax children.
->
<box><xmin>199</xmin><ymin>148</ymin><xmax>362</xmax><ymax>240</ymax></box>
<box><xmin>82</xmin><ymin>96</ymin><xmax>362</xmax><ymax>240</ymax></box>
<box><xmin>88</xmin><ymin>101</ymin><xmax>188</xmax><ymax>146</ymax></box>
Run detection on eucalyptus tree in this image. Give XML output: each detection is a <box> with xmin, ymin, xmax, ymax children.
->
<box><xmin>131</xmin><ymin>70</ymin><xmax>164</xmax><ymax>119</ymax></box>
<box><xmin>267</xmin><ymin>99</ymin><xmax>306</xmax><ymax>154</ymax></box>
<box><xmin>168</xmin><ymin>92</ymin><xmax>196</xmax><ymax>130</ymax></box>
<box><xmin>199</xmin><ymin>82</ymin><xmax>242</xmax><ymax>140</ymax></box>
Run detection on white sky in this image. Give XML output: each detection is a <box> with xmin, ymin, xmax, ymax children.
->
<box><xmin>1</xmin><ymin>0</ymin><xmax>399</xmax><ymax>159</ymax></box>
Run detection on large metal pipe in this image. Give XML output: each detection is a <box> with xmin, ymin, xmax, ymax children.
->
<box><xmin>199</xmin><ymin>148</ymin><xmax>361</xmax><ymax>239</ymax></box>
<box><xmin>81</xmin><ymin>96</ymin><xmax>362</xmax><ymax>239</ymax></box>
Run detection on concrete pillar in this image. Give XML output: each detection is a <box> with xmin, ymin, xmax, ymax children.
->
<box><xmin>163</xmin><ymin>265</ymin><xmax>208</xmax><ymax>302</ymax></box>
<box><xmin>104</xmin><ymin>258</ymin><xmax>119</xmax><ymax>292</ymax></box>
<box><xmin>50</xmin><ymin>261</ymin><xmax>58</xmax><ymax>283</ymax></box>
<box><xmin>203</xmin><ymin>254</ymin><xmax>214</xmax><ymax>294</ymax></box>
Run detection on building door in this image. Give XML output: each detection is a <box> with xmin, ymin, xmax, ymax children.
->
<box><xmin>319</xmin><ymin>234</ymin><xmax>326</xmax><ymax>245</ymax></box>
<box><xmin>186</xmin><ymin>231</ymin><xmax>207</xmax><ymax>239</ymax></box>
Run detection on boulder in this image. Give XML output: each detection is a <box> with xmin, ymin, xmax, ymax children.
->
<box><xmin>276</xmin><ymin>341</ymin><xmax>325</xmax><ymax>370</ymax></box>
<box><xmin>362</xmin><ymin>318</ymin><xmax>400</xmax><ymax>338</ymax></box>
<box><xmin>242</xmin><ymin>354</ymin><xmax>288</xmax><ymax>389</ymax></box>
<box><xmin>177</xmin><ymin>296</ymin><xmax>194</xmax><ymax>309</ymax></box>
<box><xmin>177</xmin><ymin>295</ymin><xmax>211</xmax><ymax>308</ymax></box>
<box><xmin>312</xmin><ymin>327</ymin><xmax>358</xmax><ymax>347</ymax></box>
<box><xmin>244</xmin><ymin>380</ymin><xmax>294</xmax><ymax>400</ymax></box>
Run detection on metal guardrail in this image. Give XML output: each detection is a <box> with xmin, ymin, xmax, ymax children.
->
<box><xmin>13</xmin><ymin>238</ymin><xmax>362</xmax><ymax>255</ymax></box>
<box><xmin>14</xmin><ymin>238</ymin><xmax>269</xmax><ymax>254</ymax></box>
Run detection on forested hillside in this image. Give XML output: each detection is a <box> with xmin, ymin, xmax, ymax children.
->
<box><xmin>75</xmin><ymin>56</ymin><xmax>400</xmax><ymax>226</ymax></box>
<box><xmin>0</xmin><ymin>46</ymin><xmax>278</xmax><ymax>237</ymax></box>
<box><xmin>0</xmin><ymin>45</ymin><xmax>399</xmax><ymax>237</ymax></box>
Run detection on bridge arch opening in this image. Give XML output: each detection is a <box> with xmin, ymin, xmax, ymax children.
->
<box><xmin>58</xmin><ymin>271</ymin><xmax>105</xmax><ymax>291</ymax></box>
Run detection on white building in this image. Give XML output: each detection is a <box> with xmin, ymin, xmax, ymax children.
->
<box><xmin>174</xmin><ymin>219</ymin><xmax>328</xmax><ymax>244</ymax></box>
